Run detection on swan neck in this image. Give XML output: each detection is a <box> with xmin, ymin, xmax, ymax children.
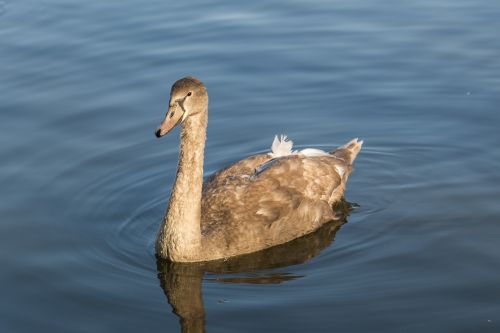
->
<box><xmin>157</xmin><ymin>109</ymin><xmax>208</xmax><ymax>262</ymax></box>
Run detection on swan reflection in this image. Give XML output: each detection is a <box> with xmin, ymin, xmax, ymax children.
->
<box><xmin>156</xmin><ymin>201</ymin><xmax>353</xmax><ymax>333</ymax></box>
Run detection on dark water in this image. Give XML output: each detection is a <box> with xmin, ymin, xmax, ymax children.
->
<box><xmin>1</xmin><ymin>0</ymin><xmax>500</xmax><ymax>332</ymax></box>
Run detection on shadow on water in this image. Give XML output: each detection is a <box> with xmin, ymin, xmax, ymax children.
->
<box><xmin>156</xmin><ymin>200</ymin><xmax>353</xmax><ymax>333</ymax></box>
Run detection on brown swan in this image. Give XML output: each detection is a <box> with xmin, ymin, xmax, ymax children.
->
<box><xmin>154</xmin><ymin>76</ymin><xmax>362</xmax><ymax>262</ymax></box>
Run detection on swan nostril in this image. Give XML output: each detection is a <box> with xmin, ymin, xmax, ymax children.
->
<box><xmin>155</xmin><ymin>128</ymin><xmax>162</xmax><ymax>138</ymax></box>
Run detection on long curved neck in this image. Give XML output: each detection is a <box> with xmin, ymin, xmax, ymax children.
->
<box><xmin>156</xmin><ymin>110</ymin><xmax>208</xmax><ymax>262</ymax></box>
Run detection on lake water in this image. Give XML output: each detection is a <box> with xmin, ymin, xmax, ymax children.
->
<box><xmin>1</xmin><ymin>0</ymin><xmax>500</xmax><ymax>332</ymax></box>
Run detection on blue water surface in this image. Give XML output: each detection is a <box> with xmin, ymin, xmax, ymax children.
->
<box><xmin>1</xmin><ymin>0</ymin><xmax>500</xmax><ymax>332</ymax></box>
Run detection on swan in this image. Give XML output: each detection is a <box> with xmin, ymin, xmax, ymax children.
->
<box><xmin>154</xmin><ymin>76</ymin><xmax>362</xmax><ymax>262</ymax></box>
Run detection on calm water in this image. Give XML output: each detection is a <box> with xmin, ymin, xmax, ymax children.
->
<box><xmin>1</xmin><ymin>0</ymin><xmax>500</xmax><ymax>332</ymax></box>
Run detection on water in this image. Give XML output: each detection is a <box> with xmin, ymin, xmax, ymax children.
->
<box><xmin>1</xmin><ymin>0</ymin><xmax>500</xmax><ymax>332</ymax></box>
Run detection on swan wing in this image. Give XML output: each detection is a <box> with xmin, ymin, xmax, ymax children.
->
<box><xmin>201</xmin><ymin>155</ymin><xmax>346</xmax><ymax>245</ymax></box>
<box><xmin>247</xmin><ymin>155</ymin><xmax>346</xmax><ymax>220</ymax></box>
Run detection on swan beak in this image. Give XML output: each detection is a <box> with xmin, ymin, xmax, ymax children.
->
<box><xmin>155</xmin><ymin>105</ymin><xmax>184</xmax><ymax>138</ymax></box>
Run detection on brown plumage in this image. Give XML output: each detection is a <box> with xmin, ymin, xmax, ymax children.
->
<box><xmin>154</xmin><ymin>76</ymin><xmax>362</xmax><ymax>262</ymax></box>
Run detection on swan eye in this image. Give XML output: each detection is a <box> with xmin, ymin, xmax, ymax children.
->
<box><xmin>187</xmin><ymin>92</ymin><xmax>192</xmax><ymax>96</ymax></box>
<box><xmin>170</xmin><ymin>111</ymin><xmax>175</xmax><ymax>118</ymax></box>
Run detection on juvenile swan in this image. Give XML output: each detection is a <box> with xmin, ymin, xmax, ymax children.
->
<box><xmin>154</xmin><ymin>76</ymin><xmax>362</xmax><ymax>262</ymax></box>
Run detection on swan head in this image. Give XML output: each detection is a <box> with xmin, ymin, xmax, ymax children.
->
<box><xmin>155</xmin><ymin>76</ymin><xmax>208</xmax><ymax>138</ymax></box>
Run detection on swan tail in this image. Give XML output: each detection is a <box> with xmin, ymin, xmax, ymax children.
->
<box><xmin>330</xmin><ymin>138</ymin><xmax>363</xmax><ymax>164</ymax></box>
